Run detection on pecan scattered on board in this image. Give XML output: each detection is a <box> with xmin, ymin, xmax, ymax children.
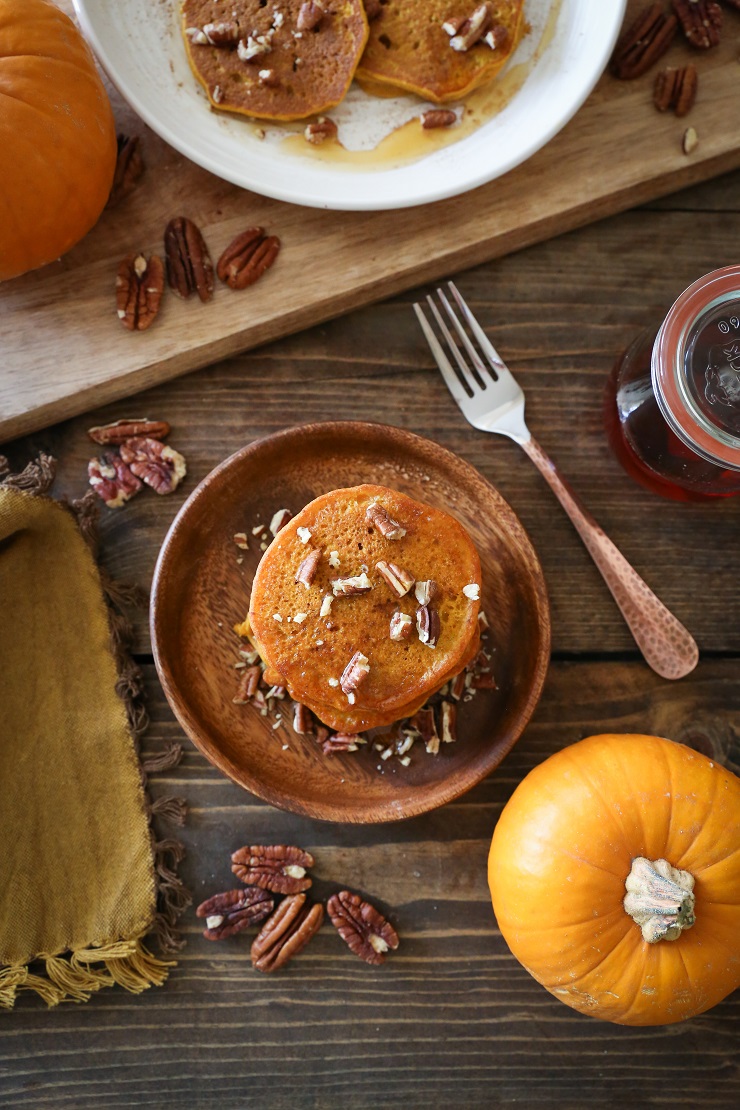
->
<box><xmin>87</xmin><ymin>455</ymin><xmax>142</xmax><ymax>508</ymax></box>
<box><xmin>327</xmin><ymin>890</ymin><xmax>399</xmax><ymax>965</ymax></box>
<box><xmin>119</xmin><ymin>436</ymin><xmax>187</xmax><ymax>494</ymax></box>
<box><xmin>216</xmin><ymin>228</ymin><xmax>281</xmax><ymax>289</ymax></box>
<box><xmin>87</xmin><ymin>419</ymin><xmax>170</xmax><ymax>445</ymax></box>
<box><xmin>107</xmin><ymin>134</ymin><xmax>145</xmax><ymax>208</ymax></box>
<box><xmin>164</xmin><ymin>216</ymin><xmax>214</xmax><ymax>302</ymax></box>
<box><xmin>654</xmin><ymin>64</ymin><xmax>699</xmax><ymax>114</ymax></box>
<box><xmin>251</xmin><ymin>893</ymin><xmax>324</xmax><ymax>972</ymax></box>
<box><xmin>672</xmin><ymin>0</ymin><xmax>722</xmax><ymax>48</ymax></box>
<box><xmin>610</xmin><ymin>3</ymin><xmax>678</xmax><ymax>79</ymax></box>
<box><xmin>196</xmin><ymin>887</ymin><xmax>275</xmax><ymax>940</ymax></box>
<box><xmin>231</xmin><ymin>844</ymin><xmax>314</xmax><ymax>893</ymax></box>
<box><xmin>115</xmin><ymin>253</ymin><xmax>164</xmax><ymax>331</ymax></box>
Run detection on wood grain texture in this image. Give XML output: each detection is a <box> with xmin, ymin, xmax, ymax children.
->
<box><xmin>2</xmin><ymin>2</ymin><xmax>740</xmax><ymax>441</ymax></box>
<box><xmin>0</xmin><ymin>661</ymin><xmax>738</xmax><ymax>1109</ymax></box>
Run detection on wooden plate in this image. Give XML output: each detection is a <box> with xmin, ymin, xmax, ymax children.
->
<box><xmin>150</xmin><ymin>422</ymin><xmax>550</xmax><ymax>822</ymax></box>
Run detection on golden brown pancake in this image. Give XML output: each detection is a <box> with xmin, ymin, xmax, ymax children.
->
<box><xmin>181</xmin><ymin>0</ymin><xmax>368</xmax><ymax>121</ymax></box>
<box><xmin>248</xmin><ymin>484</ymin><xmax>482</xmax><ymax>732</ymax></box>
<box><xmin>357</xmin><ymin>1</ymin><xmax>525</xmax><ymax>104</ymax></box>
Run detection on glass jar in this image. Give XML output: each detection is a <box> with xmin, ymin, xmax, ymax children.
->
<box><xmin>605</xmin><ymin>265</ymin><xmax>740</xmax><ymax>500</ymax></box>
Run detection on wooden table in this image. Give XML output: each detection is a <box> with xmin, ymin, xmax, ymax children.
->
<box><xmin>1</xmin><ymin>169</ymin><xmax>739</xmax><ymax>1109</ymax></box>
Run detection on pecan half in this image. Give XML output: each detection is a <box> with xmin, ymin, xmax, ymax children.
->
<box><xmin>610</xmin><ymin>3</ymin><xmax>678</xmax><ymax>79</ymax></box>
<box><xmin>448</xmin><ymin>3</ymin><xmax>493</xmax><ymax>52</ymax></box>
<box><xmin>672</xmin><ymin>0</ymin><xmax>722</xmax><ymax>48</ymax></box>
<box><xmin>164</xmin><ymin>217</ymin><xmax>214</xmax><ymax>302</ymax></box>
<box><xmin>88</xmin><ymin>418</ymin><xmax>170</xmax><ymax>445</ymax></box>
<box><xmin>389</xmin><ymin>610</ymin><xmax>413</xmax><ymax>641</ymax></box>
<box><xmin>203</xmin><ymin>20</ymin><xmax>240</xmax><ymax>46</ymax></box>
<box><xmin>88</xmin><ymin>454</ymin><xmax>142</xmax><ymax>508</ymax></box>
<box><xmin>375</xmin><ymin>561</ymin><xmax>415</xmax><ymax>598</ymax></box>
<box><xmin>654</xmin><ymin>64</ymin><xmax>698</xmax><ymax>115</ymax></box>
<box><xmin>305</xmin><ymin>117</ymin><xmax>338</xmax><ymax>144</ymax></box>
<box><xmin>293</xmin><ymin>702</ymin><xmax>314</xmax><ymax>734</ymax></box>
<box><xmin>421</xmin><ymin>109</ymin><xmax>457</xmax><ymax>129</ymax></box>
<box><xmin>365</xmin><ymin>502</ymin><xmax>406</xmax><ymax>539</ymax></box>
<box><xmin>119</xmin><ymin>436</ymin><xmax>187</xmax><ymax>494</ymax></box>
<box><xmin>327</xmin><ymin>891</ymin><xmax>399</xmax><ymax>965</ymax></box>
<box><xmin>410</xmin><ymin>706</ymin><xmax>440</xmax><ymax>754</ymax></box>
<box><xmin>295</xmin><ymin>548</ymin><xmax>321</xmax><ymax>588</ymax></box>
<box><xmin>340</xmin><ymin>651</ymin><xmax>370</xmax><ymax>699</ymax></box>
<box><xmin>332</xmin><ymin>572</ymin><xmax>372</xmax><ymax>596</ymax></box>
<box><xmin>297</xmin><ymin>1</ymin><xmax>325</xmax><ymax>31</ymax></box>
<box><xmin>364</xmin><ymin>0</ymin><xmax>383</xmax><ymax>19</ymax></box>
<box><xmin>440</xmin><ymin>701</ymin><xmax>457</xmax><ymax>743</ymax></box>
<box><xmin>450</xmin><ymin>670</ymin><xmax>466</xmax><ymax>700</ymax></box>
<box><xmin>107</xmin><ymin>134</ymin><xmax>144</xmax><ymax>208</ymax></box>
<box><xmin>416</xmin><ymin>605</ymin><xmax>440</xmax><ymax>648</ymax></box>
<box><xmin>414</xmin><ymin>579</ymin><xmax>438</xmax><ymax>606</ymax></box>
<box><xmin>233</xmin><ymin>664</ymin><xmax>262</xmax><ymax>704</ymax></box>
<box><xmin>231</xmin><ymin>845</ymin><xmax>314</xmax><ymax>893</ymax></box>
<box><xmin>321</xmin><ymin>732</ymin><xmax>364</xmax><ymax>754</ymax></box>
<box><xmin>251</xmin><ymin>893</ymin><xmax>324</xmax><ymax>972</ymax></box>
<box><xmin>196</xmin><ymin>887</ymin><xmax>274</xmax><ymax>939</ymax></box>
<box><xmin>483</xmin><ymin>23</ymin><xmax>508</xmax><ymax>49</ymax></box>
<box><xmin>115</xmin><ymin>253</ymin><xmax>164</xmax><ymax>331</ymax></box>
<box><xmin>217</xmin><ymin>228</ymin><xmax>281</xmax><ymax>290</ymax></box>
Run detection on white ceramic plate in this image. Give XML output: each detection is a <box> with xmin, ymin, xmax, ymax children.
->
<box><xmin>74</xmin><ymin>0</ymin><xmax>627</xmax><ymax>211</ymax></box>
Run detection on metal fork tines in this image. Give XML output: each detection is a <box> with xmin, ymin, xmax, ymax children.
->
<box><xmin>414</xmin><ymin>282</ymin><xmax>699</xmax><ymax>682</ymax></box>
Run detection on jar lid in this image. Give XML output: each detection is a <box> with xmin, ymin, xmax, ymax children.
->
<box><xmin>652</xmin><ymin>265</ymin><xmax>740</xmax><ymax>472</ymax></box>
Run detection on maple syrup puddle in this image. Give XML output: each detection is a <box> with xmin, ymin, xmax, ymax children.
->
<box><xmin>277</xmin><ymin>0</ymin><xmax>561</xmax><ymax>171</ymax></box>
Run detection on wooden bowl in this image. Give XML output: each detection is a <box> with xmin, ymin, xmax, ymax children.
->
<box><xmin>151</xmin><ymin>422</ymin><xmax>550</xmax><ymax>823</ymax></box>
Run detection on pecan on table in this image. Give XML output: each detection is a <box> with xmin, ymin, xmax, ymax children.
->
<box><xmin>409</xmin><ymin>705</ymin><xmax>440</xmax><ymax>754</ymax></box>
<box><xmin>116</xmin><ymin>253</ymin><xmax>164</xmax><ymax>331</ymax></box>
<box><xmin>119</xmin><ymin>436</ymin><xmax>187</xmax><ymax>494</ymax></box>
<box><xmin>321</xmin><ymin>732</ymin><xmax>364</xmax><ymax>754</ymax></box>
<box><xmin>672</xmin><ymin>0</ymin><xmax>722</xmax><ymax>47</ymax></box>
<box><xmin>654</xmin><ymin>64</ymin><xmax>698</xmax><ymax>115</ymax></box>
<box><xmin>231</xmin><ymin>844</ymin><xmax>314</xmax><ymax>893</ymax></box>
<box><xmin>232</xmin><ymin>665</ymin><xmax>262</xmax><ymax>704</ymax></box>
<box><xmin>88</xmin><ymin>418</ymin><xmax>170</xmax><ymax>445</ymax></box>
<box><xmin>327</xmin><ymin>890</ymin><xmax>399</xmax><ymax>965</ymax></box>
<box><xmin>251</xmin><ymin>893</ymin><xmax>324</xmax><ymax>972</ymax></box>
<box><xmin>164</xmin><ymin>216</ymin><xmax>214</xmax><ymax>302</ymax></box>
<box><xmin>610</xmin><ymin>3</ymin><xmax>678</xmax><ymax>79</ymax></box>
<box><xmin>88</xmin><ymin>454</ymin><xmax>142</xmax><ymax>508</ymax></box>
<box><xmin>216</xmin><ymin>228</ymin><xmax>281</xmax><ymax>290</ymax></box>
<box><xmin>196</xmin><ymin>887</ymin><xmax>274</xmax><ymax>940</ymax></box>
<box><xmin>107</xmin><ymin>134</ymin><xmax>144</xmax><ymax>208</ymax></box>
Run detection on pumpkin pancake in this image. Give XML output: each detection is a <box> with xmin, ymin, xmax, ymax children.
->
<box><xmin>357</xmin><ymin>1</ymin><xmax>525</xmax><ymax>104</ymax></box>
<box><xmin>247</xmin><ymin>484</ymin><xmax>482</xmax><ymax>732</ymax></box>
<box><xmin>180</xmin><ymin>0</ymin><xmax>368</xmax><ymax>121</ymax></box>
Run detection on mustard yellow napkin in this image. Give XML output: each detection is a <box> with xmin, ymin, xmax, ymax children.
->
<box><xmin>0</xmin><ymin>456</ymin><xmax>187</xmax><ymax>1007</ymax></box>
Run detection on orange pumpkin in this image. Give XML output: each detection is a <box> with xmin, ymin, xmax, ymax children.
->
<box><xmin>0</xmin><ymin>0</ymin><xmax>117</xmax><ymax>281</ymax></box>
<box><xmin>488</xmin><ymin>734</ymin><xmax>740</xmax><ymax>1026</ymax></box>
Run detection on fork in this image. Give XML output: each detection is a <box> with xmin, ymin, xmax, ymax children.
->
<box><xmin>414</xmin><ymin>282</ymin><xmax>699</xmax><ymax>681</ymax></box>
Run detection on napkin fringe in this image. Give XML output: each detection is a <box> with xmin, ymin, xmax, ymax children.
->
<box><xmin>0</xmin><ymin>455</ymin><xmax>191</xmax><ymax>1008</ymax></box>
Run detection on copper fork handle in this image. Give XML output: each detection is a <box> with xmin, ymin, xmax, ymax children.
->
<box><xmin>520</xmin><ymin>436</ymin><xmax>699</xmax><ymax>680</ymax></box>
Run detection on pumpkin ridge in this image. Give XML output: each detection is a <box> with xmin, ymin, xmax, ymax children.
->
<box><xmin>559</xmin><ymin>744</ymin><xmax>635</xmax><ymax>855</ymax></box>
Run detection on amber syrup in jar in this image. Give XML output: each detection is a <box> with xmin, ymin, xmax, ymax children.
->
<box><xmin>605</xmin><ymin>266</ymin><xmax>740</xmax><ymax>500</ymax></box>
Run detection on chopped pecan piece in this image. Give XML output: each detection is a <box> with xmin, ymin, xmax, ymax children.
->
<box><xmin>296</xmin><ymin>548</ymin><xmax>321</xmax><ymax>588</ymax></box>
<box><xmin>440</xmin><ymin>701</ymin><xmax>457</xmax><ymax>743</ymax></box>
<box><xmin>297</xmin><ymin>1</ymin><xmax>325</xmax><ymax>31</ymax></box>
<box><xmin>414</xmin><ymin>579</ymin><xmax>438</xmax><ymax>606</ymax></box>
<box><xmin>682</xmin><ymin>125</ymin><xmax>699</xmax><ymax>154</ymax></box>
<box><xmin>237</xmin><ymin>35</ymin><xmax>272</xmax><ymax>62</ymax></box>
<box><xmin>447</xmin><ymin>3</ymin><xmax>493</xmax><ymax>52</ymax></box>
<box><xmin>410</xmin><ymin>706</ymin><xmax>440</xmax><ymax>754</ymax></box>
<box><xmin>483</xmin><ymin>23</ymin><xmax>508</xmax><ymax>49</ymax></box>
<box><xmin>416</xmin><ymin>605</ymin><xmax>440</xmax><ymax>648</ymax></box>
<box><xmin>672</xmin><ymin>0</ymin><xmax>722</xmax><ymax>48</ymax></box>
<box><xmin>251</xmin><ymin>893</ymin><xmax>324</xmax><ymax>972</ymax></box>
<box><xmin>327</xmin><ymin>890</ymin><xmax>399</xmax><ymax>965</ymax></box>
<box><xmin>258</xmin><ymin>68</ymin><xmax>279</xmax><ymax>86</ymax></box>
<box><xmin>88</xmin><ymin>418</ymin><xmax>170</xmax><ymax>445</ymax></box>
<box><xmin>463</xmin><ymin>583</ymin><xmax>480</xmax><ymax>600</ymax></box>
<box><xmin>654</xmin><ymin>64</ymin><xmax>698</xmax><ymax>115</ymax></box>
<box><xmin>332</xmin><ymin>572</ymin><xmax>372</xmax><ymax>596</ymax></box>
<box><xmin>471</xmin><ymin>671</ymin><xmax>497</xmax><ymax>689</ymax></box>
<box><xmin>321</xmin><ymin>732</ymin><xmax>364</xmax><ymax>753</ymax></box>
<box><xmin>217</xmin><ymin>228</ymin><xmax>281</xmax><ymax>290</ymax></box>
<box><xmin>389</xmin><ymin>610</ymin><xmax>413</xmax><ymax>641</ymax></box>
<box><xmin>196</xmin><ymin>887</ymin><xmax>274</xmax><ymax>939</ymax></box>
<box><xmin>231</xmin><ymin>844</ymin><xmax>314</xmax><ymax>893</ymax></box>
<box><xmin>119</xmin><ymin>436</ymin><xmax>187</xmax><ymax>494</ymax></box>
<box><xmin>88</xmin><ymin>454</ymin><xmax>142</xmax><ymax>508</ymax></box>
<box><xmin>116</xmin><ymin>253</ymin><xmax>164</xmax><ymax>331</ymax></box>
<box><xmin>365</xmin><ymin>501</ymin><xmax>406</xmax><ymax>539</ymax></box>
<box><xmin>107</xmin><ymin>134</ymin><xmax>144</xmax><ymax>208</ymax></box>
<box><xmin>420</xmin><ymin>109</ymin><xmax>457</xmax><ymax>129</ymax></box>
<box><xmin>450</xmin><ymin>670</ymin><xmax>467</xmax><ymax>700</ymax></box>
<box><xmin>233</xmin><ymin>665</ymin><xmax>262</xmax><ymax>704</ymax></box>
<box><xmin>164</xmin><ymin>216</ymin><xmax>214</xmax><ymax>302</ymax></box>
<box><xmin>270</xmin><ymin>508</ymin><xmax>292</xmax><ymax>534</ymax></box>
<box><xmin>203</xmin><ymin>20</ymin><xmax>240</xmax><ymax>46</ymax></box>
<box><xmin>610</xmin><ymin>3</ymin><xmax>678</xmax><ymax>79</ymax></box>
<box><xmin>375</xmin><ymin>560</ymin><xmax>415</xmax><ymax>598</ymax></box>
<box><xmin>304</xmin><ymin>117</ymin><xmax>338</xmax><ymax>144</ymax></box>
<box><xmin>340</xmin><ymin>651</ymin><xmax>370</xmax><ymax>700</ymax></box>
<box><xmin>293</xmin><ymin>702</ymin><xmax>314</xmax><ymax>735</ymax></box>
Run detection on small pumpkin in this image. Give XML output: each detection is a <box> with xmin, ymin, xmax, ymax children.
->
<box><xmin>0</xmin><ymin>0</ymin><xmax>117</xmax><ymax>281</ymax></box>
<box><xmin>488</xmin><ymin>733</ymin><xmax>740</xmax><ymax>1026</ymax></box>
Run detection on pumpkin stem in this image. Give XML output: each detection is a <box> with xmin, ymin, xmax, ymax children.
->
<box><xmin>624</xmin><ymin>857</ymin><xmax>696</xmax><ymax>943</ymax></box>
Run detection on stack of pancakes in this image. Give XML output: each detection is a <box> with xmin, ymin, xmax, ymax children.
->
<box><xmin>247</xmin><ymin>484</ymin><xmax>481</xmax><ymax>733</ymax></box>
<box><xmin>181</xmin><ymin>1</ymin><xmax>525</xmax><ymax>119</ymax></box>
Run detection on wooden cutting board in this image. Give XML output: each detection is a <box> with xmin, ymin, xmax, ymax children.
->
<box><xmin>2</xmin><ymin>0</ymin><xmax>740</xmax><ymax>444</ymax></box>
